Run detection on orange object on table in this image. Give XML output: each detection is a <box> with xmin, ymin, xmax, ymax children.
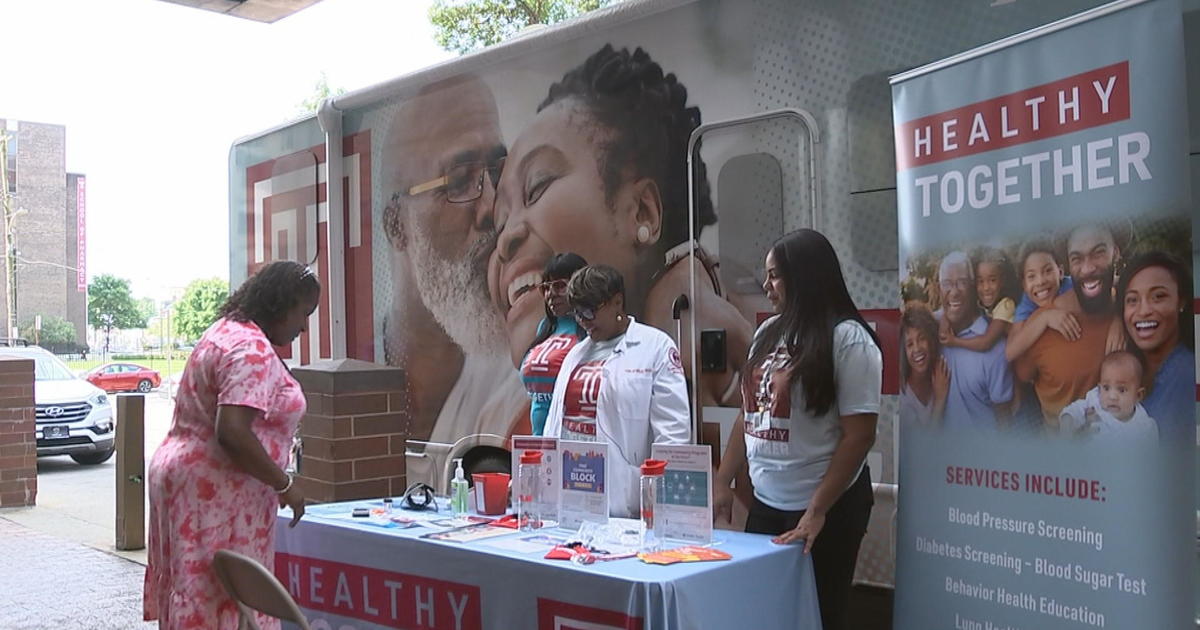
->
<box><xmin>472</xmin><ymin>472</ymin><xmax>510</xmax><ymax>515</ymax></box>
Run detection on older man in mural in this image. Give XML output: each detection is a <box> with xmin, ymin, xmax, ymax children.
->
<box><xmin>381</xmin><ymin>75</ymin><xmax>524</xmax><ymax>442</ymax></box>
<box><xmin>936</xmin><ymin>251</ymin><xmax>1014</xmax><ymax>431</ymax></box>
<box><xmin>1015</xmin><ymin>223</ymin><xmax>1121</xmax><ymax>429</ymax></box>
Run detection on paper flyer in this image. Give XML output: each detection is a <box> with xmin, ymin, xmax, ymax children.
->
<box><xmin>558</xmin><ymin>440</ymin><xmax>608</xmax><ymax>530</ymax></box>
<box><xmin>651</xmin><ymin>444</ymin><xmax>713</xmax><ymax>543</ymax></box>
<box><xmin>482</xmin><ymin>533</ymin><xmax>568</xmax><ymax>554</ymax></box>
<box><xmin>638</xmin><ymin>545</ymin><xmax>731</xmax><ymax>565</ymax></box>
<box><xmin>419</xmin><ymin>522</ymin><xmax>514</xmax><ymax>544</ymax></box>
<box><xmin>511</xmin><ymin>436</ymin><xmax>561</xmax><ymax>524</ymax></box>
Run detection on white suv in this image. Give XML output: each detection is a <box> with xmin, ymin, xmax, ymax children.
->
<box><xmin>0</xmin><ymin>346</ymin><xmax>116</xmax><ymax>465</ymax></box>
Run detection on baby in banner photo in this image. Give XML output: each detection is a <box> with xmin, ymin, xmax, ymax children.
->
<box><xmin>1058</xmin><ymin>350</ymin><xmax>1158</xmax><ymax>443</ymax></box>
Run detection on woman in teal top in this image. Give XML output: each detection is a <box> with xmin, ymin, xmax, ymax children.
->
<box><xmin>521</xmin><ymin>253</ymin><xmax>588</xmax><ymax>434</ymax></box>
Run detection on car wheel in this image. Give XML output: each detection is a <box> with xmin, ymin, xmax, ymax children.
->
<box><xmin>137</xmin><ymin>379</ymin><xmax>152</xmax><ymax>393</ymax></box>
<box><xmin>70</xmin><ymin>447</ymin><xmax>115</xmax><ymax>466</ymax></box>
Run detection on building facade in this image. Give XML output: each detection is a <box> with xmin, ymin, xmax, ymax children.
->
<box><xmin>1</xmin><ymin>119</ymin><xmax>87</xmax><ymax>347</ymax></box>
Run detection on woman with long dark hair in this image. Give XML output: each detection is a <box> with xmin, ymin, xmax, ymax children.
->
<box><xmin>144</xmin><ymin>260</ymin><xmax>319</xmax><ymax>629</ymax></box>
<box><xmin>1117</xmin><ymin>251</ymin><xmax>1194</xmax><ymax>443</ymax></box>
<box><xmin>521</xmin><ymin>252</ymin><xmax>588</xmax><ymax>435</ymax></box>
<box><xmin>714</xmin><ymin>229</ymin><xmax>881</xmax><ymax>630</ymax></box>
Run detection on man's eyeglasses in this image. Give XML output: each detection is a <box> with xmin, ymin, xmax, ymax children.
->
<box><xmin>405</xmin><ymin>157</ymin><xmax>506</xmax><ymax>204</ymax></box>
<box><xmin>538</xmin><ymin>279</ymin><xmax>568</xmax><ymax>295</ymax></box>
<box><xmin>938</xmin><ymin>278</ymin><xmax>973</xmax><ymax>292</ymax></box>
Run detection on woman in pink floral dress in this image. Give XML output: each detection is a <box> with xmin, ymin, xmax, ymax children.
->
<box><xmin>144</xmin><ymin>261</ymin><xmax>319</xmax><ymax>629</ymax></box>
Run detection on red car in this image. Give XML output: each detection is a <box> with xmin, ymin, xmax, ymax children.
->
<box><xmin>86</xmin><ymin>363</ymin><xmax>162</xmax><ymax>393</ymax></box>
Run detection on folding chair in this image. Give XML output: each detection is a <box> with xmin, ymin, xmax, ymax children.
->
<box><xmin>212</xmin><ymin>549</ymin><xmax>312</xmax><ymax>630</ymax></box>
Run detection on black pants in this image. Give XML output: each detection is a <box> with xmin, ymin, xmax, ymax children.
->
<box><xmin>745</xmin><ymin>466</ymin><xmax>874</xmax><ymax>630</ymax></box>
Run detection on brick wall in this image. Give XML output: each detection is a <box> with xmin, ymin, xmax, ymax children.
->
<box><xmin>291</xmin><ymin>359</ymin><xmax>408</xmax><ymax>503</ymax></box>
<box><xmin>0</xmin><ymin>357</ymin><xmax>36</xmax><ymax>507</ymax></box>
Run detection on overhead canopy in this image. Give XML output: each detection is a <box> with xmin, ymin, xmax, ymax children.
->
<box><xmin>155</xmin><ymin>0</ymin><xmax>324</xmax><ymax>23</ymax></box>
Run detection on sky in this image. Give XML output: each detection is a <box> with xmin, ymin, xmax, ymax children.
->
<box><xmin>5</xmin><ymin>0</ymin><xmax>453</xmax><ymax>305</ymax></box>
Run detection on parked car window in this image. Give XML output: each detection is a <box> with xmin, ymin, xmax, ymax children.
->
<box><xmin>0</xmin><ymin>352</ymin><xmax>75</xmax><ymax>381</ymax></box>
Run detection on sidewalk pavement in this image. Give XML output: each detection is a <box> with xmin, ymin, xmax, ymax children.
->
<box><xmin>0</xmin><ymin>516</ymin><xmax>155</xmax><ymax>629</ymax></box>
<box><xmin>0</xmin><ymin>390</ymin><xmax>173</xmax><ymax>628</ymax></box>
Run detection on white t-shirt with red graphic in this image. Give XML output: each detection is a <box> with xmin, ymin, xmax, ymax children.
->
<box><xmin>561</xmin><ymin>335</ymin><xmax>623</xmax><ymax>442</ymax></box>
<box><xmin>742</xmin><ymin>318</ymin><xmax>882</xmax><ymax>511</ymax></box>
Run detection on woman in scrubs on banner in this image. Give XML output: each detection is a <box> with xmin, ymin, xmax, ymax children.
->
<box><xmin>714</xmin><ymin>229</ymin><xmax>881</xmax><ymax>630</ymax></box>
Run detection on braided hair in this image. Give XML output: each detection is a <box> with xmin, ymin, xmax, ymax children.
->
<box><xmin>539</xmin><ymin>44</ymin><xmax>716</xmax><ymax>257</ymax></box>
<box><xmin>221</xmin><ymin>261</ymin><xmax>320</xmax><ymax>328</ymax></box>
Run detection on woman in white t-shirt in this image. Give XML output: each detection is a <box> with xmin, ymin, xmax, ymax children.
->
<box><xmin>714</xmin><ymin>229</ymin><xmax>882</xmax><ymax>630</ymax></box>
<box><xmin>544</xmin><ymin>265</ymin><xmax>691</xmax><ymax>517</ymax></box>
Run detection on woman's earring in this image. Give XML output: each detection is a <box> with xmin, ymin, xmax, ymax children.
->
<box><xmin>636</xmin><ymin>224</ymin><xmax>651</xmax><ymax>244</ymax></box>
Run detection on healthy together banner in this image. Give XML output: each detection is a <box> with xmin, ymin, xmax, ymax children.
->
<box><xmin>891</xmin><ymin>1</ymin><xmax>1195</xmax><ymax>629</ymax></box>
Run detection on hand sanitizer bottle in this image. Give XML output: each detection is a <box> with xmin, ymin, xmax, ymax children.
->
<box><xmin>450</xmin><ymin>458</ymin><xmax>469</xmax><ymax>517</ymax></box>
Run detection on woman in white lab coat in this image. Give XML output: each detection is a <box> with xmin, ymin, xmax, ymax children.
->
<box><xmin>544</xmin><ymin>265</ymin><xmax>691</xmax><ymax>517</ymax></box>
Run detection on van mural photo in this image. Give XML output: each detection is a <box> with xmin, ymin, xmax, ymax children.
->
<box><xmin>898</xmin><ymin>214</ymin><xmax>1194</xmax><ymax>445</ymax></box>
<box><xmin>372</xmin><ymin>43</ymin><xmax>757</xmax><ymax>445</ymax></box>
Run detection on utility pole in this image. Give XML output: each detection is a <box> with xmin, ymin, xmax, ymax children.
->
<box><xmin>165</xmin><ymin>302</ymin><xmax>173</xmax><ymax>397</ymax></box>
<box><xmin>0</xmin><ymin>132</ymin><xmax>27</xmax><ymax>342</ymax></box>
<box><xmin>1</xmin><ymin>131</ymin><xmax>13</xmax><ymax>340</ymax></box>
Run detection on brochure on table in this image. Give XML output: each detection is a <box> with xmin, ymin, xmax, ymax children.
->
<box><xmin>559</xmin><ymin>440</ymin><xmax>608</xmax><ymax>530</ymax></box>
<box><xmin>651</xmin><ymin>443</ymin><xmax>712</xmax><ymax>543</ymax></box>
<box><xmin>511</xmin><ymin>436</ymin><xmax>561</xmax><ymax>524</ymax></box>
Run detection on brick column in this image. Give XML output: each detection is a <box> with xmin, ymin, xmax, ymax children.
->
<box><xmin>0</xmin><ymin>357</ymin><xmax>36</xmax><ymax>507</ymax></box>
<box><xmin>291</xmin><ymin>359</ymin><xmax>409</xmax><ymax>503</ymax></box>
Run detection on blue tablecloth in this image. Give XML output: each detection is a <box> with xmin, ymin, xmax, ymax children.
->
<box><xmin>274</xmin><ymin>500</ymin><xmax>821</xmax><ymax>630</ymax></box>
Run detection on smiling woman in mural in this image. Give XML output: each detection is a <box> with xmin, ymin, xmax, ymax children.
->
<box><xmin>899</xmin><ymin>304</ymin><xmax>949</xmax><ymax>428</ymax></box>
<box><xmin>488</xmin><ymin>43</ymin><xmax>753</xmax><ymax>408</ymax></box>
<box><xmin>1116</xmin><ymin>251</ymin><xmax>1194</xmax><ymax>443</ymax></box>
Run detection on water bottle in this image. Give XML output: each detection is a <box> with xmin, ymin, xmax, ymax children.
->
<box><xmin>640</xmin><ymin>459</ymin><xmax>667</xmax><ymax>551</ymax></box>
<box><xmin>517</xmin><ymin>450</ymin><xmax>543</xmax><ymax>531</ymax></box>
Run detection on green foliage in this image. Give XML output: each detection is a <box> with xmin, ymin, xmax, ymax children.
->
<box><xmin>297</xmin><ymin>72</ymin><xmax>347</xmax><ymax>116</ymax></box>
<box><xmin>429</xmin><ymin>0</ymin><xmax>615</xmax><ymax>54</ymax></box>
<box><xmin>87</xmin><ymin>274</ymin><xmax>148</xmax><ymax>354</ymax></box>
<box><xmin>19</xmin><ymin>316</ymin><xmax>76</xmax><ymax>345</ymax></box>
<box><xmin>137</xmin><ymin>297</ymin><xmax>156</xmax><ymax>322</ymax></box>
<box><xmin>173</xmin><ymin>278</ymin><xmax>229</xmax><ymax>343</ymax></box>
<box><xmin>88</xmin><ymin>275</ymin><xmax>146</xmax><ymax>331</ymax></box>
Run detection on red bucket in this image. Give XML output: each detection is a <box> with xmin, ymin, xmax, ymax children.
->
<box><xmin>472</xmin><ymin>472</ymin><xmax>511</xmax><ymax>515</ymax></box>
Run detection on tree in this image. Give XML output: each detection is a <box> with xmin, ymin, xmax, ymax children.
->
<box><xmin>19</xmin><ymin>316</ymin><xmax>76</xmax><ymax>346</ymax></box>
<box><xmin>429</xmin><ymin>0</ymin><xmax>616</xmax><ymax>54</ymax></box>
<box><xmin>297</xmin><ymin>72</ymin><xmax>346</xmax><ymax>116</ymax></box>
<box><xmin>137</xmin><ymin>297</ymin><xmax>156</xmax><ymax>323</ymax></box>
<box><xmin>173</xmin><ymin>278</ymin><xmax>229</xmax><ymax>343</ymax></box>
<box><xmin>87</xmin><ymin>274</ymin><xmax>147</xmax><ymax>356</ymax></box>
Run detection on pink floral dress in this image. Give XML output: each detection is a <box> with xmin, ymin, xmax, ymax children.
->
<box><xmin>144</xmin><ymin>318</ymin><xmax>305</xmax><ymax>629</ymax></box>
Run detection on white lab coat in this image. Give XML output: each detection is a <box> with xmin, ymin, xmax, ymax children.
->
<box><xmin>544</xmin><ymin>317</ymin><xmax>692</xmax><ymax>518</ymax></box>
